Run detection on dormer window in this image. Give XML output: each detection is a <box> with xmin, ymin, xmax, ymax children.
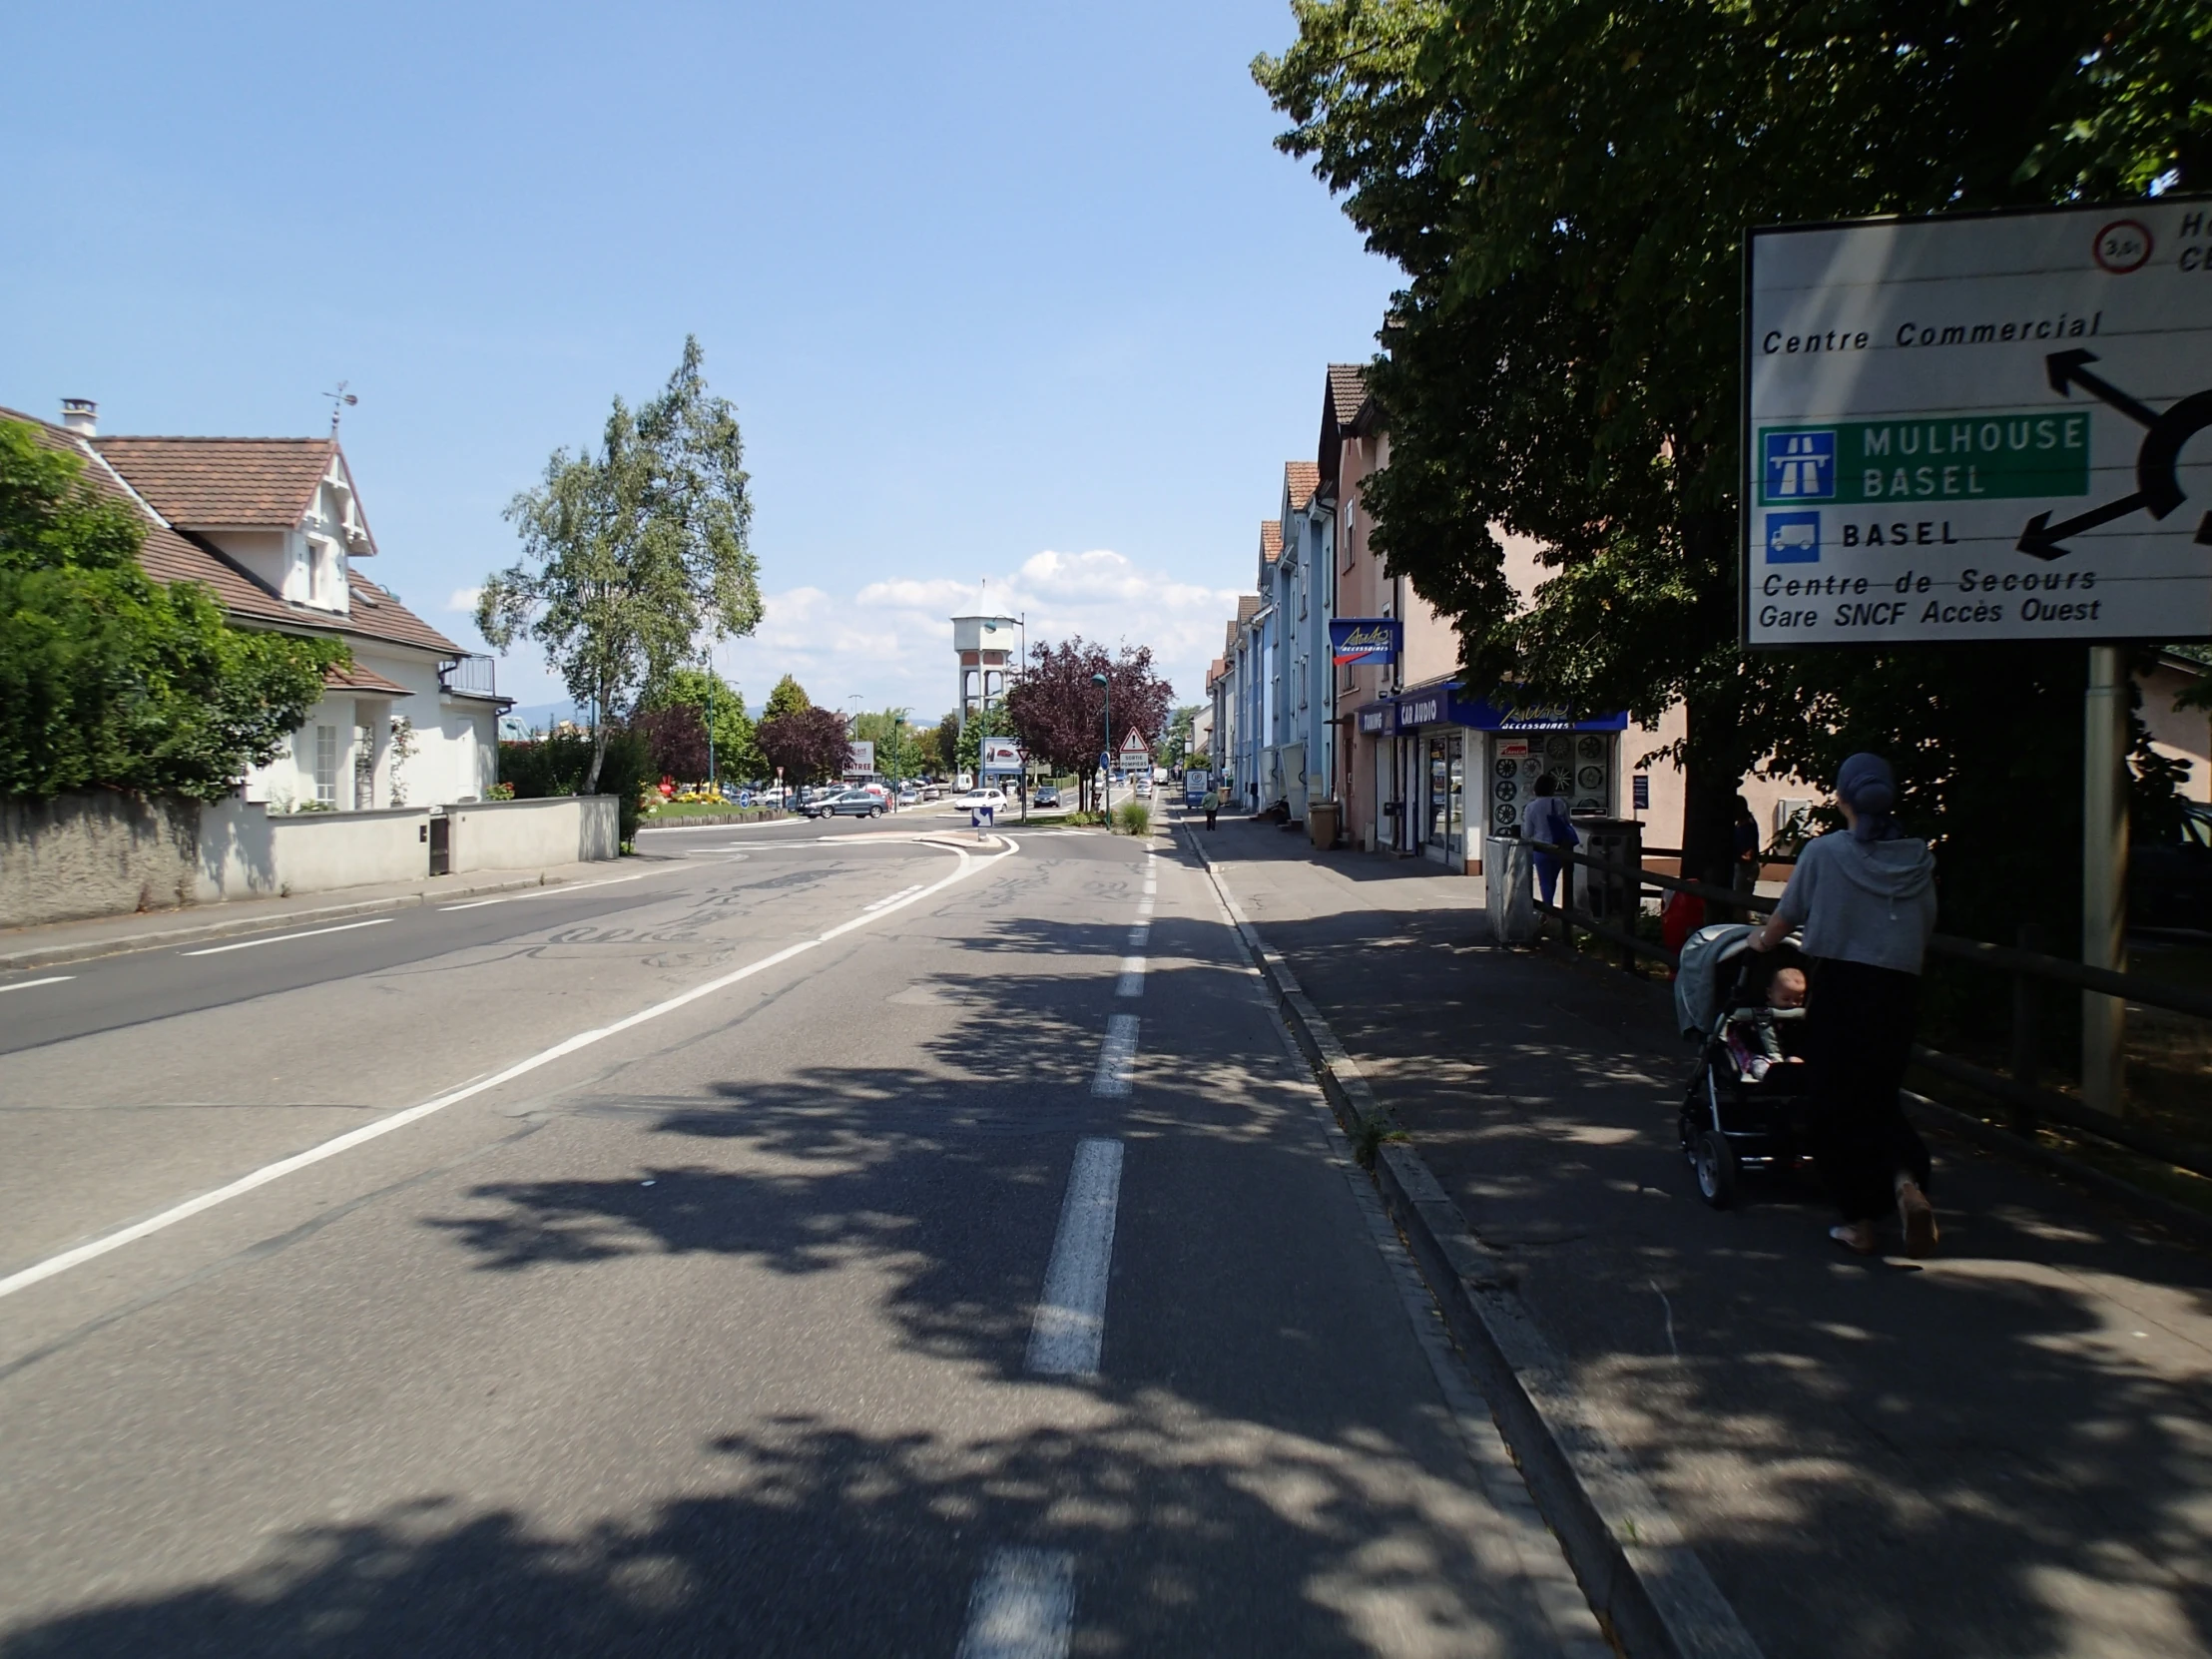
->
<box><xmin>305</xmin><ymin>537</ymin><xmax>343</xmax><ymax>609</ymax></box>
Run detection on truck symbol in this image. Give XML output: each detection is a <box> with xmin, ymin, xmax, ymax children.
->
<box><xmin>1765</xmin><ymin>511</ymin><xmax>1821</xmax><ymax>563</ymax></box>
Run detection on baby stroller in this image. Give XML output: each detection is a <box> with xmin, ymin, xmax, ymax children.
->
<box><xmin>1674</xmin><ymin>923</ymin><xmax>1814</xmax><ymax>1208</ymax></box>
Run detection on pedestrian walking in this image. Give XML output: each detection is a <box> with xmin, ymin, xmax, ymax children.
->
<box><xmin>1200</xmin><ymin>785</ymin><xmax>1220</xmax><ymax>830</ymax></box>
<box><xmin>1730</xmin><ymin>794</ymin><xmax>1762</xmax><ymax>918</ymax></box>
<box><xmin>1750</xmin><ymin>753</ymin><xmax>1939</xmax><ymax>1257</ymax></box>
<box><xmin>1523</xmin><ymin>774</ymin><xmax>1577</xmax><ymax>922</ymax></box>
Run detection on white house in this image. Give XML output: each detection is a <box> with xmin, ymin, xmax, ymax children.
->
<box><xmin>14</xmin><ymin>399</ymin><xmax>505</xmax><ymax>810</ymax></box>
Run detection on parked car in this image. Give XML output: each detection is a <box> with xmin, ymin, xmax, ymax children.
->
<box><xmin>806</xmin><ymin>788</ymin><xmax>886</xmax><ymax>819</ymax></box>
<box><xmin>1033</xmin><ymin>786</ymin><xmax>1061</xmax><ymax>809</ymax></box>
<box><xmin>2132</xmin><ymin>801</ymin><xmax>2212</xmax><ymax>933</ymax></box>
<box><xmin>952</xmin><ymin>788</ymin><xmax>1007</xmax><ymax>811</ymax></box>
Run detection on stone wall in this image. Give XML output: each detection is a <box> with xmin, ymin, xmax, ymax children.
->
<box><xmin>0</xmin><ymin>792</ymin><xmax>203</xmax><ymax>927</ymax></box>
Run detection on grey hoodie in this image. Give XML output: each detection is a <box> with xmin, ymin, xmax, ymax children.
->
<box><xmin>1771</xmin><ymin>830</ymin><xmax>1937</xmax><ymax>974</ymax></box>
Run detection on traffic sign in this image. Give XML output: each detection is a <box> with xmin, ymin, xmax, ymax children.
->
<box><xmin>1744</xmin><ymin>199</ymin><xmax>2212</xmax><ymax>646</ymax></box>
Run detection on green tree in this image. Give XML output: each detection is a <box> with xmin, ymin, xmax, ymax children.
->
<box><xmin>763</xmin><ymin>674</ymin><xmax>812</xmax><ymax>724</ymax></box>
<box><xmin>926</xmin><ymin>711</ymin><xmax>961</xmax><ymax>777</ymax></box>
<box><xmin>955</xmin><ymin>699</ymin><xmax>1012</xmax><ymax>780</ymax></box>
<box><xmin>850</xmin><ymin>707</ymin><xmax>920</xmax><ymax>780</ymax></box>
<box><xmin>1256</xmin><ymin>0</ymin><xmax>2204</xmax><ymax>937</ymax></box>
<box><xmin>0</xmin><ymin>420</ymin><xmax>342</xmax><ymax>801</ymax></box>
<box><xmin>477</xmin><ymin>336</ymin><xmax>762</xmax><ymax>794</ymax></box>
<box><xmin>640</xmin><ymin>666</ymin><xmax>761</xmax><ymax>780</ymax></box>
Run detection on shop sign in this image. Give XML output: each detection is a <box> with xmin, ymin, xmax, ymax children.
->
<box><xmin>846</xmin><ymin>740</ymin><xmax>875</xmax><ymax>775</ymax></box>
<box><xmin>1392</xmin><ymin>689</ymin><xmax>1448</xmax><ymax>732</ymax></box>
<box><xmin>1745</xmin><ymin>199</ymin><xmax>2212</xmax><ymax>646</ymax></box>
<box><xmin>1457</xmin><ymin>696</ymin><xmax>1628</xmax><ymax>733</ymax></box>
<box><xmin>1355</xmin><ymin>703</ymin><xmax>1391</xmax><ymax>735</ymax></box>
<box><xmin>1329</xmin><ymin>618</ymin><xmax>1403</xmax><ymax>666</ymax></box>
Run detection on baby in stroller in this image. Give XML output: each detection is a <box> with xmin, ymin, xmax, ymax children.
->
<box><xmin>1723</xmin><ymin>963</ymin><xmax>1807</xmax><ymax>1082</ymax></box>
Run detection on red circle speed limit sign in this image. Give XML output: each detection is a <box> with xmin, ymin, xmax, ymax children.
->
<box><xmin>2093</xmin><ymin>219</ymin><xmax>2153</xmax><ymax>274</ymax></box>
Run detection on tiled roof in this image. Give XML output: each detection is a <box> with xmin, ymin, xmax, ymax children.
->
<box><xmin>1235</xmin><ymin>593</ymin><xmax>1262</xmax><ymax>625</ymax></box>
<box><xmin>1284</xmin><ymin>460</ymin><xmax>1320</xmax><ymax>511</ymax></box>
<box><xmin>1206</xmin><ymin>657</ymin><xmax>1226</xmax><ymax>688</ymax></box>
<box><xmin>325</xmin><ymin>660</ymin><xmax>412</xmax><ymax>696</ymax></box>
<box><xmin>1260</xmin><ymin>520</ymin><xmax>1283</xmax><ymax>564</ymax></box>
<box><xmin>344</xmin><ymin>570</ymin><xmax>466</xmax><ymax>655</ymax></box>
<box><xmin>92</xmin><ymin>435</ymin><xmax>356</xmax><ymax>539</ymax></box>
<box><xmin>2</xmin><ymin>406</ymin><xmax>460</xmax><ymax>661</ymax></box>
<box><xmin>1327</xmin><ymin>363</ymin><xmax>1367</xmax><ymax>429</ymax></box>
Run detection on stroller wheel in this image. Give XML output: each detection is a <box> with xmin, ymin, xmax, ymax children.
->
<box><xmin>1693</xmin><ymin>1130</ymin><xmax>1739</xmax><ymax>1210</ymax></box>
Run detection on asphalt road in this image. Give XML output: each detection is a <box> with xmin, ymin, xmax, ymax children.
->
<box><xmin>0</xmin><ymin>818</ymin><xmax>1603</xmax><ymax>1657</ymax></box>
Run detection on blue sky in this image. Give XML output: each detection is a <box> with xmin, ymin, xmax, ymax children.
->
<box><xmin>2</xmin><ymin>1</ymin><xmax>1395</xmax><ymax>720</ymax></box>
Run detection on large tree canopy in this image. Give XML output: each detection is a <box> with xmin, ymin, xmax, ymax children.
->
<box><xmin>757</xmin><ymin>704</ymin><xmax>850</xmax><ymax>785</ymax></box>
<box><xmin>0</xmin><ymin>420</ymin><xmax>341</xmax><ymax>802</ymax></box>
<box><xmin>478</xmin><ymin>336</ymin><xmax>761</xmax><ymax>792</ymax></box>
<box><xmin>1256</xmin><ymin>0</ymin><xmax>2206</xmax><ymax>935</ymax></box>
<box><xmin>1006</xmin><ymin>638</ymin><xmax>1174</xmax><ymax>813</ymax></box>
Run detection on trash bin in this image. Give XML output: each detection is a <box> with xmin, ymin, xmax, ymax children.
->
<box><xmin>1486</xmin><ymin>834</ymin><xmax>1536</xmax><ymax>943</ymax></box>
<box><xmin>1309</xmin><ymin>800</ymin><xmax>1341</xmax><ymax>849</ymax></box>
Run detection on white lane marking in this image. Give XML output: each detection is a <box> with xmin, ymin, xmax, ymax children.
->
<box><xmin>0</xmin><ymin>838</ymin><xmax>1021</xmax><ymax>1303</ymax></box>
<box><xmin>439</xmin><ymin>870</ymin><xmax>653</xmax><ymax>910</ymax></box>
<box><xmin>0</xmin><ymin>975</ymin><xmax>76</xmax><ymax>994</ymax></box>
<box><xmin>1026</xmin><ymin>1137</ymin><xmax>1124</xmax><ymax>1377</ymax></box>
<box><xmin>956</xmin><ymin>1546</ymin><xmax>1076</xmax><ymax>1659</ymax></box>
<box><xmin>1125</xmin><ymin>924</ymin><xmax>1148</xmax><ymax>951</ymax></box>
<box><xmin>181</xmin><ymin>918</ymin><xmax>392</xmax><ymax>956</ymax></box>
<box><xmin>862</xmin><ymin>883</ymin><xmax>924</xmax><ymax>912</ymax></box>
<box><xmin>1114</xmin><ymin>956</ymin><xmax>1146</xmax><ymax>999</ymax></box>
<box><xmin>1135</xmin><ymin>897</ymin><xmax>1154</xmax><ymax>917</ymax></box>
<box><xmin>1089</xmin><ymin>1014</ymin><xmax>1139</xmax><ymax>1099</ymax></box>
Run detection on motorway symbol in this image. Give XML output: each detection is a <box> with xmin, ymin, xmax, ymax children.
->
<box><xmin>2018</xmin><ymin>350</ymin><xmax>2212</xmax><ymax>559</ymax></box>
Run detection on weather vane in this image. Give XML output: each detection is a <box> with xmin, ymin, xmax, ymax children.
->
<box><xmin>322</xmin><ymin>381</ymin><xmax>357</xmax><ymax>435</ymax></box>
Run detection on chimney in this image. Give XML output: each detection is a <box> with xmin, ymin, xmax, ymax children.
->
<box><xmin>60</xmin><ymin>398</ymin><xmax>98</xmax><ymax>437</ymax></box>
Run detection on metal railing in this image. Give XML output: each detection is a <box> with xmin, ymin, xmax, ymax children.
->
<box><xmin>1528</xmin><ymin>837</ymin><xmax>2212</xmax><ymax>1179</ymax></box>
<box><xmin>439</xmin><ymin>655</ymin><xmax>498</xmax><ymax>699</ymax></box>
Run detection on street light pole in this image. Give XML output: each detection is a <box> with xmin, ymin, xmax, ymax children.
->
<box><xmin>1092</xmin><ymin>671</ymin><xmax>1111</xmax><ymax>826</ymax></box>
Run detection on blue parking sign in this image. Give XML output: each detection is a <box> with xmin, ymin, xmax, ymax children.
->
<box><xmin>1765</xmin><ymin>511</ymin><xmax>1821</xmax><ymax>563</ymax></box>
<box><xmin>1763</xmin><ymin>430</ymin><xmax>1835</xmax><ymax>500</ymax></box>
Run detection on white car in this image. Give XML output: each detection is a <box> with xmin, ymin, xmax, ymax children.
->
<box><xmin>952</xmin><ymin>788</ymin><xmax>1007</xmax><ymax>810</ymax></box>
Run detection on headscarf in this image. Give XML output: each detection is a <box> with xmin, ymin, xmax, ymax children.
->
<box><xmin>1835</xmin><ymin>752</ymin><xmax>1901</xmax><ymax>842</ymax></box>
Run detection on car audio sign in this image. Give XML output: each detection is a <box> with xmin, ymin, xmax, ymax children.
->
<box><xmin>1744</xmin><ymin>200</ymin><xmax>2212</xmax><ymax>647</ymax></box>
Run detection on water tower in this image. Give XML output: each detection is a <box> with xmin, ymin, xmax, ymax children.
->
<box><xmin>952</xmin><ymin>614</ymin><xmax>1022</xmax><ymax>731</ymax></box>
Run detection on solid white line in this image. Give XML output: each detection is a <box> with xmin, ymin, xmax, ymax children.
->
<box><xmin>862</xmin><ymin>883</ymin><xmax>924</xmax><ymax>912</ymax></box>
<box><xmin>0</xmin><ymin>837</ymin><xmax>1020</xmax><ymax>1303</ymax></box>
<box><xmin>438</xmin><ymin>870</ymin><xmax>652</xmax><ymax>910</ymax></box>
<box><xmin>956</xmin><ymin>1547</ymin><xmax>1075</xmax><ymax>1659</ymax></box>
<box><xmin>181</xmin><ymin>918</ymin><xmax>392</xmax><ymax>956</ymax></box>
<box><xmin>1114</xmin><ymin>956</ymin><xmax>1146</xmax><ymax>999</ymax></box>
<box><xmin>1025</xmin><ymin>1137</ymin><xmax>1124</xmax><ymax>1377</ymax></box>
<box><xmin>0</xmin><ymin>975</ymin><xmax>76</xmax><ymax>994</ymax></box>
<box><xmin>1089</xmin><ymin>1013</ymin><xmax>1139</xmax><ymax>1099</ymax></box>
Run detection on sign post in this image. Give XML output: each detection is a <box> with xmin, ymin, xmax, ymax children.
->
<box><xmin>1747</xmin><ymin>199</ymin><xmax>2212</xmax><ymax>1113</ymax></box>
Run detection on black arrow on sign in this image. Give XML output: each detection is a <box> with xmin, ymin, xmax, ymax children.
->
<box><xmin>2018</xmin><ymin>356</ymin><xmax>2212</xmax><ymax>558</ymax></box>
<box><xmin>2045</xmin><ymin>349</ymin><xmax>2161</xmax><ymax>428</ymax></box>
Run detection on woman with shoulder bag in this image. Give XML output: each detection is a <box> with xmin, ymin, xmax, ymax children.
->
<box><xmin>1749</xmin><ymin>754</ymin><xmax>1939</xmax><ymax>1256</ymax></box>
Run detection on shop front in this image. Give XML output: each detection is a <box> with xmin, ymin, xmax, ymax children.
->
<box><xmin>1390</xmin><ymin>681</ymin><xmax>1629</xmax><ymax>872</ymax></box>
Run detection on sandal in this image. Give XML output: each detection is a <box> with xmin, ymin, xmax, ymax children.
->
<box><xmin>1829</xmin><ymin>1222</ymin><xmax>1879</xmax><ymax>1256</ymax></box>
<box><xmin>1896</xmin><ymin>1177</ymin><xmax>1938</xmax><ymax>1258</ymax></box>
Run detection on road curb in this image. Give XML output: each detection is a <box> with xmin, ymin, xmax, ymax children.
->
<box><xmin>1180</xmin><ymin>826</ymin><xmax>1764</xmax><ymax>1659</ymax></box>
<box><xmin>0</xmin><ymin>872</ymin><xmax>569</xmax><ymax>972</ymax></box>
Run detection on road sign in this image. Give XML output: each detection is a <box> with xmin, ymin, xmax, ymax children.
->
<box><xmin>1744</xmin><ymin>199</ymin><xmax>2212</xmax><ymax>646</ymax></box>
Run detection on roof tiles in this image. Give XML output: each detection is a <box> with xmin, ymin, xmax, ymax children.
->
<box><xmin>93</xmin><ymin>435</ymin><xmax>342</xmax><ymax>533</ymax></box>
<box><xmin>1260</xmin><ymin>520</ymin><xmax>1283</xmax><ymax>564</ymax></box>
<box><xmin>1284</xmin><ymin>460</ymin><xmax>1320</xmax><ymax>512</ymax></box>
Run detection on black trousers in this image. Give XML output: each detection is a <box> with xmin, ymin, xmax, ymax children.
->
<box><xmin>1205</xmin><ymin>809</ymin><xmax>1217</xmax><ymax>829</ymax></box>
<box><xmin>1805</xmin><ymin>956</ymin><xmax>1932</xmax><ymax>1222</ymax></box>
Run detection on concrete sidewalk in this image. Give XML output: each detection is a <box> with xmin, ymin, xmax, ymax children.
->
<box><xmin>0</xmin><ymin>855</ymin><xmax>642</xmax><ymax>972</ymax></box>
<box><xmin>1189</xmin><ymin>811</ymin><xmax>2212</xmax><ymax>1659</ymax></box>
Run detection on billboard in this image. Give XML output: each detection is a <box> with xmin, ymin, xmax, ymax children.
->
<box><xmin>980</xmin><ymin>737</ymin><xmax>1024</xmax><ymax>776</ymax></box>
<box><xmin>1744</xmin><ymin>199</ymin><xmax>2212</xmax><ymax>646</ymax></box>
<box><xmin>1329</xmin><ymin>618</ymin><xmax>1403</xmax><ymax>666</ymax></box>
<box><xmin>845</xmin><ymin>740</ymin><xmax>875</xmax><ymax>775</ymax></box>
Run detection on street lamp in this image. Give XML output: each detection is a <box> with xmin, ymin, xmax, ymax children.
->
<box><xmin>1092</xmin><ymin>671</ymin><xmax>1111</xmax><ymax>824</ymax></box>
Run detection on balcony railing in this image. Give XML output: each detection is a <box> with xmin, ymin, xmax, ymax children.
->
<box><xmin>439</xmin><ymin>655</ymin><xmax>499</xmax><ymax>699</ymax></box>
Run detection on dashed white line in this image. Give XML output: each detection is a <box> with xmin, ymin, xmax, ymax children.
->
<box><xmin>440</xmin><ymin>871</ymin><xmax>652</xmax><ymax>910</ymax></box>
<box><xmin>1114</xmin><ymin>956</ymin><xmax>1146</xmax><ymax>998</ymax></box>
<box><xmin>1026</xmin><ymin>1136</ymin><xmax>1124</xmax><ymax>1376</ymax></box>
<box><xmin>0</xmin><ymin>975</ymin><xmax>75</xmax><ymax>994</ymax></box>
<box><xmin>0</xmin><ymin>836</ymin><xmax>1020</xmax><ymax>1303</ymax></box>
<box><xmin>181</xmin><ymin>917</ymin><xmax>392</xmax><ymax>955</ymax></box>
<box><xmin>1125</xmin><ymin>924</ymin><xmax>1149</xmax><ymax>951</ymax></box>
<box><xmin>956</xmin><ymin>1546</ymin><xmax>1076</xmax><ymax>1659</ymax></box>
<box><xmin>862</xmin><ymin>883</ymin><xmax>925</xmax><ymax>912</ymax></box>
<box><xmin>1089</xmin><ymin>1013</ymin><xmax>1139</xmax><ymax>1098</ymax></box>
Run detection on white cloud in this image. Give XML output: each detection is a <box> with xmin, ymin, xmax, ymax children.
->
<box><xmin>484</xmin><ymin>548</ymin><xmax>1240</xmax><ymax>722</ymax></box>
<box><xmin>446</xmin><ymin>586</ymin><xmax>482</xmax><ymax>612</ymax></box>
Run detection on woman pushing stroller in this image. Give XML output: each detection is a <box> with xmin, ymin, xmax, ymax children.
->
<box><xmin>1750</xmin><ymin>753</ymin><xmax>1940</xmax><ymax>1257</ymax></box>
